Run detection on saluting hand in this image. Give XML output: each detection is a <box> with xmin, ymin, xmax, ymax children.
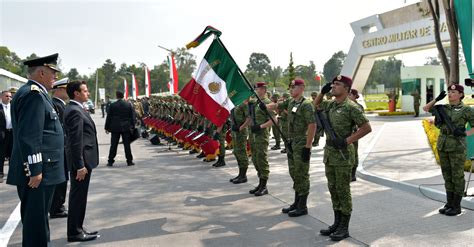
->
<box><xmin>28</xmin><ymin>173</ymin><xmax>42</xmax><ymax>188</ymax></box>
<box><xmin>76</xmin><ymin>167</ymin><xmax>88</xmax><ymax>181</ymax></box>
<box><xmin>321</xmin><ymin>83</ymin><xmax>332</xmax><ymax>95</ymax></box>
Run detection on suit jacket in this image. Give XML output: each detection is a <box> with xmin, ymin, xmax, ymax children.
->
<box><xmin>64</xmin><ymin>101</ymin><xmax>99</xmax><ymax>171</ymax></box>
<box><xmin>0</xmin><ymin>104</ymin><xmax>6</xmax><ymax>139</ymax></box>
<box><xmin>7</xmin><ymin>80</ymin><xmax>66</xmax><ymax>186</ymax></box>
<box><xmin>105</xmin><ymin>99</ymin><xmax>136</xmax><ymax>133</ymax></box>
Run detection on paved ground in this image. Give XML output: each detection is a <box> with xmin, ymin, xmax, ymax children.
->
<box><xmin>1</xmin><ymin>113</ymin><xmax>473</xmax><ymax>246</ymax></box>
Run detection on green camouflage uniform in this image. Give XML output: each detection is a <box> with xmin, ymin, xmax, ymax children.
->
<box><xmin>231</xmin><ymin>103</ymin><xmax>249</xmax><ymax>168</ymax></box>
<box><xmin>282</xmin><ymin>97</ymin><xmax>315</xmax><ymax>196</ymax></box>
<box><xmin>432</xmin><ymin>102</ymin><xmax>474</xmax><ymax>195</ymax></box>
<box><xmin>249</xmin><ymin>97</ymin><xmax>273</xmax><ymax>180</ymax></box>
<box><xmin>320</xmin><ymin>98</ymin><xmax>369</xmax><ymax>215</ymax></box>
<box><xmin>279</xmin><ymin>98</ymin><xmax>290</xmax><ymax>143</ymax></box>
<box><xmin>352</xmin><ymin>102</ymin><xmax>365</xmax><ymax>170</ymax></box>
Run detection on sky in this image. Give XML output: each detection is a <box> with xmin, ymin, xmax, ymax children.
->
<box><xmin>0</xmin><ymin>0</ymin><xmax>434</xmax><ymax>76</ymax></box>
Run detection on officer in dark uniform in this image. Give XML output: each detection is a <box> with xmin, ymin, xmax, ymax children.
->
<box><xmin>7</xmin><ymin>53</ymin><xmax>66</xmax><ymax>247</ymax></box>
<box><xmin>49</xmin><ymin>77</ymin><xmax>70</xmax><ymax>218</ymax></box>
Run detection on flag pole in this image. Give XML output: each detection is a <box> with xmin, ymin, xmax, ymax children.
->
<box><xmin>215</xmin><ymin>37</ymin><xmax>291</xmax><ymax>153</ymax></box>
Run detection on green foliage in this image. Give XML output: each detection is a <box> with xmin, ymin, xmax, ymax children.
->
<box><xmin>323</xmin><ymin>51</ymin><xmax>346</xmax><ymax>82</ymax></box>
<box><xmin>246</xmin><ymin>52</ymin><xmax>271</xmax><ymax>78</ymax></box>
<box><xmin>287</xmin><ymin>52</ymin><xmax>295</xmax><ymax>83</ymax></box>
<box><xmin>295</xmin><ymin>61</ymin><xmax>317</xmax><ymax>87</ymax></box>
<box><xmin>66</xmin><ymin>68</ymin><xmax>80</xmax><ymax>80</ymax></box>
<box><xmin>366</xmin><ymin>56</ymin><xmax>402</xmax><ymax>90</ymax></box>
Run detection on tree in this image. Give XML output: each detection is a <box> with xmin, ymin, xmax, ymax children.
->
<box><xmin>425</xmin><ymin>56</ymin><xmax>442</xmax><ymax>65</ymax></box>
<box><xmin>295</xmin><ymin>61</ymin><xmax>317</xmax><ymax>87</ymax></box>
<box><xmin>366</xmin><ymin>56</ymin><xmax>402</xmax><ymax>89</ymax></box>
<box><xmin>0</xmin><ymin>46</ymin><xmax>22</xmax><ymax>75</ymax></box>
<box><xmin>246</xmin><ymin>52</ymin><xmax>271</xmax><ymax>78</ymax></box>
<box><xmin>323</xmin><ymin>51</ymin><xmax>346</xmax><ymax>83</ymax></box>
<box><xmin>427</xmin><ymin>0</ymin><xmax>459</xmax><ymax>85</ymax></box>
<box><xmin>287</xmin><ymin>52</ymin><xmax>295</xmax><ymax>83</ymax></box>
<box><xmin>267</xmin><ymin>66</ymin><xmax>282</xmax><ymax>88</ymax></box>
<box><xmin>174</xmin><ymin>47</ymin><xmax>196</xmax><ymax>91</ymax></box>
<box><xmin>66</xmin><ymin>68</ymin><xmax>80</xmax><ymax>80</ymax></box>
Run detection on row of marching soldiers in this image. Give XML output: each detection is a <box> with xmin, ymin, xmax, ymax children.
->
<box><xmin>141</xmin><ymin>76</ymin><xmax>372</xmax><ymax>242</ymax></box>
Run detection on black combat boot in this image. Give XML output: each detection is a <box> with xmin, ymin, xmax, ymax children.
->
<box><xmin>233</xmin><ymin>168</ymin><xmax>248</xmax><ymax>184</ymax></box>
<box><xmin>320</xmin><ymin>210</ymin><xmax>341</xmax><ymax>236</ymax></box>
<box><xmin>249</xmin><ymin>179</ymin><xmax>262</xmax><ymax>194</ymax></box>
<box><xmin>288</xmin><ymin>194</ymin><xmax>308</xmax><ymax>217</ymax></box>
<box><xmin>254</xmin><ymin>179</ymin><xmax>268</xmax><ymax>196</ymax></box>
<box><xmin>351</xmin><ymin>166</ymin><xmax>357</xmax><ymax>182</ymax></box>
<box><xmin>213</xmin><ymin>156</ymin><xmax>226</xmax><ymax>167</ymax></box>
<box><xmin>439</xmin><ymin>191</ymin><xmax>453</xmax><ymax>214</ymax></box>
<box><xmin>271</xmin><ymin>144</ymin><xmax>280</xmax><ymax>150</ymax></box>
<box><xmin>281</xmin><ymin>148</ymin><xmax>287</xmax><ymax>154</ymax></box>
<box><xmin>282</xmin><ymin>192</ymin><xmax>298</xmax><ymax>213</ymax></box>
<box><xmin>445</xmin><ymin>193</ymin><xmax>462</xmax><ymax>216</ymax></box>
<box><xmin>230</xmin><ymin>164</ymin><xmax>241</xmax><ymax>182</ymax></box>
<box><xmin>189</xmin><ymin>149</ymin><xmax>198</xmax><ymax>154</ymax></box>
<box><xmin>330</xmin><ymin>213</ymin><xmax>351</xmax><ymax>241</ymax></box>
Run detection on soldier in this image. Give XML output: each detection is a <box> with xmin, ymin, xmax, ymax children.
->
<box><xmin>7</xmin><ymin>53</ymin><xmax>66</xmax><ymax>246</ymax></box>
<box><xmin>212</xmin><ymin>122</ymin><xmax>227</xmax><ymax>167</ymax></box>
<box><xmin>248</xmin><ymin>82</ymin><xmax>275</xmax><ymax>196</ymax></box>
<box><xmin>49</xmin><ymin>78</ymin><xmax>70</xmax><ymax>218</ymax></box>
<box><xmin>348</xmin><ymin>89</ymin><xmax>364</xmax><ymax>182</ymax></box>
<box><xmin>311</xmin><ymin>91</ymin><xmax>323</xmax><ymax>147</ymax></box>
<box><xmin>229</xmin><ymin>99</ymin><xmax>251</xmax><ymax>184</ymax></box>
<box><xmin>272</xmin><ymin>79</ymin><xmax>316</xmax><ymax>217</ymax></box>
<box><xmin>279</xmin><ymin>92</ymin><xmax>290</xmax><ymax>154</ymax></box>
<box><xmin>411</xmin><ymin>89</ymin><xmax>421</xmax><ymax>117</ymax></box>
<box><xmin>314</xmin><ymin>75</ymin><xmax>372</xmax><ymax>241</ymax></box>
<box><xmin>423</xmin><ymin>85</ymin><xmax>474</xmax><ymax>216</ymax></box>
<box><xmin>270</xmin><ymin>93</ymin><xmax>281</xmax><ymax>150</ymax></box>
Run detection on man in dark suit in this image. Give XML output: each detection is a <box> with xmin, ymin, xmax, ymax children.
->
<box><xmin>1</xmin><ymin>90</ymin><xmax>13</xmax><ymax>183</ymax></box>
<box><xmin>49</xmin><ymin>78</ymin><xmax>70</xmax><ymax>218</ymax></box>
<box><xmin>7</xmin><ymin>53</ymin><xmax>66</xmax><ymax>247</ymax></box>
<box><xmin>64</xmin><ymin>80</ymin><xmax>99</xmax><ymax>242</ymax></box>
<box><xmin>105</xmin><ymin>91</ymin><xmax>136</xmax><ymax>166</ymax></box>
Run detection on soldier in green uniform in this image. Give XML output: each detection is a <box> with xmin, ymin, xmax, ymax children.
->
<box><xmin>314</xmin><ymin>75</ymin><xmax>372</xmax><ymax>241</ymax></box>
<box><xmin>212</xmin><ymin>122</ymin><xmax>227</xmax><ymax>167</ymax></box>
<box><xmin>348</xmin><ymin>89</ymin><xmax>364</xmax><ymax>182</ymax></box>
<box><xmin>229</xmin><ymin>99</ymin><xmax>251</xmax><ymax>183</ymax></box>
<box><xmin>311</xmin><ymin>91</ymin><xmax>323</xmax><ymax>147</ymax></box>
<box><xmin>272</xmin><ymin>79</ymin><xmax>316</xmax><ymax>217</ymax></box>
<box><xmin>411</xmin><ymin>89</ymin><xmax>421</xmax><ymax>117</ymax></box>
<box><xmin>7</xmin><ymin>54</ymin><xmax>66</xmax><ymax>247</ymax></box>
<box><xmin>248</xmin><ymin>82</ymin><xmax>275</xmax><ymax>196</ymax></box>
<box><xmin>423</xmin><ymin>84</ymin><xmax>474</xmax><ymax>216</ymax></box>
<box><xmin>270</xmin><ymin>93</ymin><xmax>281</xmax><ymax>150</ymax></box>
<box><xmin>279</xmin><ymin>93</ymin><xmax>290</xmax><ymax>153</ymax></box>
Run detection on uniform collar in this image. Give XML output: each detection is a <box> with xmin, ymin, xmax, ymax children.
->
<box><xmin>30</xmin><ymin>80</ymin><xmax>48</xmax><ymax>94</ymax></box>
<box><xmin>53</xmin><ymin>96</ymin><xmax>66</xmax><ymax>105</ymax></box>
<box><xmin>70</xmin><ymin>99</ymin><xmax>84</xmax><ymax>108</ymax></box>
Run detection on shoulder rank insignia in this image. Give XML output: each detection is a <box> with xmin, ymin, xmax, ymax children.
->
<box><xmin>31</xmin><ymin>84</ymin><xmax>41</xmax><ymax>92</ymax></box>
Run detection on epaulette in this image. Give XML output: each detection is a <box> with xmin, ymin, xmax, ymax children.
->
<box><xmin>31</xmin><ymin>85</ymin><xmax>41</xmax><ymax>92</ymax></box>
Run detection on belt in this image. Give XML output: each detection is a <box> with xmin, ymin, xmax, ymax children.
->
<box><xmin>5</xmin><ymin>129</ymin><xmax>12</xmax><ymax>132</ymax></box>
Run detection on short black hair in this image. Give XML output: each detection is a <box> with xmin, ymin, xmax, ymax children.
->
<box><xmin>116</xmin><ymin>91</ymin><xmax>124</xmax><ymax>99</ymax></box>
<box><xmin>66</xmin><ymin>80</ymin><xmax>86</xmax><ymax>99</ymax></box>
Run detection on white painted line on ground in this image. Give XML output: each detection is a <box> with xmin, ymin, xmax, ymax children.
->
<box><xmin>0</xmin><ymin>202</ymin><xmax>21</xmax><ymax>247</ymax></box>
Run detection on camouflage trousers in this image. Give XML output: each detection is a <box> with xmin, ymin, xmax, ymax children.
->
<box><xmin>250</xmin><ymin>132</ymin><xmax>270</xmax><ymax>180</ymax></box>
<box><xmin>353</xmin><ymin>141</ymin><xmax>359</xmax><ymax>169</ymax></box>
<box><xmin>218</xmin><ymin>132</ymin><xmax>225</xmax><ymax>158</ymax></box>
<box><xmin>287</xmin><ymin>139</ymin><xmax>310</xmax><ymax>196</ymax></box>
<box><xmin>232</xmin><ymin>131</ymin><xmax>249</xmax><ymax>169</ymax></box>
<box><xmin>272</xmin><ymin>124</ymin><xmax>281</xmax><ymax>146</ymax></box>
<box><xmin>324</xmin><ymin>145</ymin><xmax>355</xmax><ymax>215</ymax></box>
<box><xmin>438</xmin><ymin>149</ymin><xmax>466</xmax><ymax>195</ymax></box>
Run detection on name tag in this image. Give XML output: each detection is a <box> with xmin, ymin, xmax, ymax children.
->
<box><xmin>292</xmin><ymin>106</ymin><xmax>298</xmax><ymax>113</ymax></box>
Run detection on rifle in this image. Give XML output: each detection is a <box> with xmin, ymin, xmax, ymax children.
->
<box><xmin>314</xmin><ymin>110</ymin><xmax>346</xmax><ymax>160</ymax></box>
<box><xmin>432</xmin><ymin>105</ymin><xmax>467</xmax><ymax>138</ymax></box>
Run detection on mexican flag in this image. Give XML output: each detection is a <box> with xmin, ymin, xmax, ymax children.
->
<box><xmin>455</xmin><ymin>0</ymin><xmax>473</xmax><ymax>78</ymax></box>
<box><xmin>123</xmin><ymin>78</ymin><xmax>129</xmax><ymax>99</ymax></box>
<box><xmin>179</xmin><ymin>38</ymin><xmax>253</xmax><ymax>127</ymax></box>
<box><xmin>131</xmin><ymin>73</ymin><xmax>138</xmax><ymax>100</ymax></box>
<box><xmin>145</xmin><ymin>65</ymin><xmax>151</xmax><ymax>97</ymax></box>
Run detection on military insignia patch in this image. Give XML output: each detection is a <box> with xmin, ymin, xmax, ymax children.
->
<box><xmin>450</xmin><ymin>85</ymin><xmax>456</xmax><ymax>90</ymax></box>
<box><xmin>208</xmin><ymin>81</ymin><xmax>221</xmax><ymax>94</ymax></box>
<box><xmin>31</xmin><ymin>85</ymin><xmax>41</xmax><ymax>92</ymax></box>
<box><xmin>337</xmin><ymin>75</ymin><xmax>342</xmax><ymax>80</ymax></box>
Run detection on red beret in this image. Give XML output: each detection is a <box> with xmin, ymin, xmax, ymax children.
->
<box><xmin>332</xmin><ymin>75</ymin><xmax>353</xmax><ymax>88</ymax></box>
<box><xmin>448</xmin><ymin>84</ymin><xmax>464</xmax><ymax>94</ymax></box>
<box><xmin>255</xmin><ymin>82</ymin><xmax>267</xmax><ymax>88</ymax></box>
<box><xmin>290</xmin><ymin>79</ymin><xmax>305</xmax><ymax>86</ymax></box>
<box><xmin>350</xmin><ymin>89</ymin><xmax>359</xmax><ymax>99</ymax></box>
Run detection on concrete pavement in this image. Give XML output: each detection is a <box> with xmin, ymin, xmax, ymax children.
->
<box><xmin>1</xmin><ymin>113</ymin><xmax>473</xmax><ymax>246</ymax></box>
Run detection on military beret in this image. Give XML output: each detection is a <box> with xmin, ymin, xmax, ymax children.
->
<box><xmin>23</xmin><ymin>53</ymin><xmax>60</xmax><ymax>72</ymax></box>
<box><xmin>9</xmin><ymin>87</ymin><xmax>18</xmax><ymax>93</ymax></box>
<box><xmin>272</xmin><ymin>93</ymin><xmax>280</xmax><ymax>98</ymax></box>
<box><xmin>290</xmin><ymin>79</ymin><xmax>305</xmax><ymax>86</ymax></box>
<box><xmin>448</xmin><ymin>84</ymin><xmax>464</xmax><ymax>94</ymax></box>
<box><xmin>350</xmin><ymin>89</ymin><xmax>359</xmax><ymax>99</ymax></box>
<box><xmin>282</xmin><ymin>92</ymin><xmax>290</xmax><ymax>98</ymax></box>
<box><xmin>332</xmin><ymin>75</ymin><xmax>352</xmax><ymax>88</ymax></box>
<box><xmin>254</xmin><ymin>82</ymin><xmax>267</xmax><ymax>88</ymax></box>
<box><xmin>53</xmin><ymin>77</ymin><xmax>69</xmax><ymax>89</ymax></box>
<box><xmin>311</xmin><ymin>91</ymin><xmax>318</xmax><ymax>97</ymax></box>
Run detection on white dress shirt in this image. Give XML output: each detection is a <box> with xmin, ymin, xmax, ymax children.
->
<box><xmin>2</xmin><ymin>103</ymin><xmax>12</xmax><ymax>129</ymax></box>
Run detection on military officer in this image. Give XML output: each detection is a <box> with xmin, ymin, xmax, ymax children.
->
<box><xmin>276</xmin><ymin>79</ymin><xmax>316</xmax><ymax>217</ymax></box>
<box><xmin>314</xmin><ymin>75</ymin><xmax>372</xmax><ymax>241</ymax></box>
<box><xmin>411</xmin><ymin>89</ymin><xmax>421</xmax><ymax>117</ymax></box>
<box><xmin>348</xmin><ymin>89</ymin><xmax>364</xmax><ymax>182</ymax></box>
<box><xmin>7</xmin><ymin>53</ymin><xmax>66</xmax><ymax>247</ymax></box>
<box><xmin>423</xmin><ymin>84</ymin><xmax>474</xmax><ymax>216</ymax></box>
<box><xmin>49</xmin><ymin>77</ymin><xmax>70</xmax><ymax>218</ymax></box>
<box><xmin>248</xmin><ymin>82</ymin><xmax>275</xmax><ymax>196</ymax></box>
<box><xmin>229</xmin><ymin>99</ymin><xmax>251</xmax><ymax>183</ymax></box>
